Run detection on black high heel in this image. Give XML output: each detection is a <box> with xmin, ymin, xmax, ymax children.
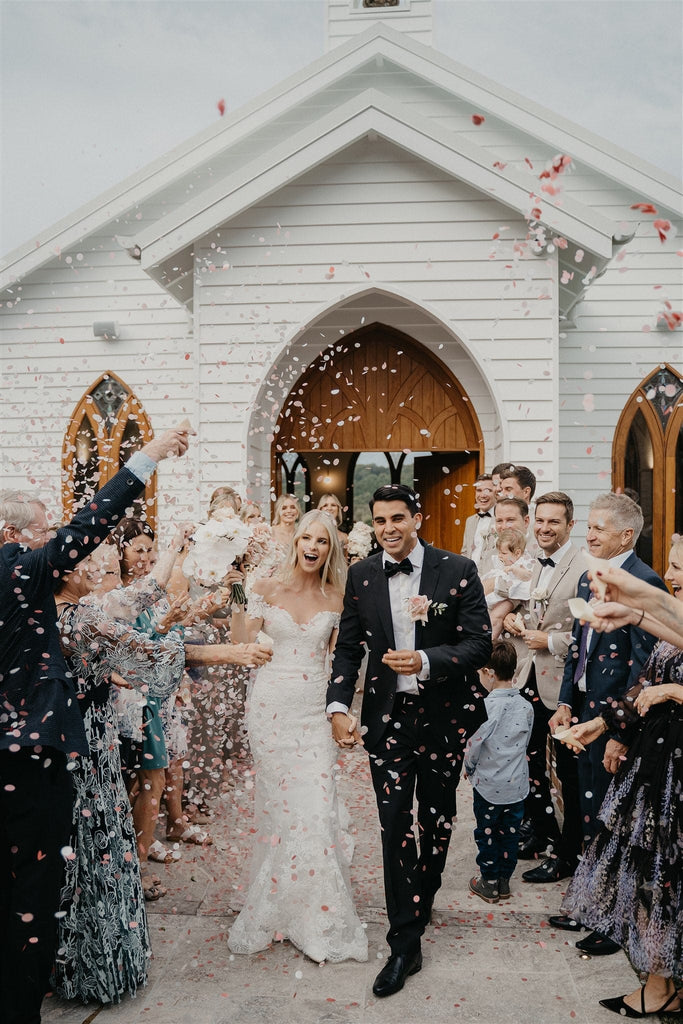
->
<box><xmin>599</xmin><ymin>987</ymin><xmax>681</xmax><ymax>1019</ymax></box>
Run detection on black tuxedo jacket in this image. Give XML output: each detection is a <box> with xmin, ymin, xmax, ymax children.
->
<box><xmin>0</xmin><ymin>466</ymin><xmax>146</xmax><ymax>756</ymax></box>
<box><xmin>327</xmin><ymin>542</ymin><xmax>492</xmax><ymax>752</ymax></box>
<box><xmin>558</xmin><ymin>551</ymin><xmax>666</xmax><ymax>715</ymax></box>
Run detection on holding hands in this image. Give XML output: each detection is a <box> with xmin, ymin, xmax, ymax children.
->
<box><xmin>331</xmin><ymin>712</ymin><xmax>363</xmax><ymax>748</ymax></box>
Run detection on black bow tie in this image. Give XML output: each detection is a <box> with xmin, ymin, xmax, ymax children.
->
<box><xmin>384</xmin><ymin>558</ymin><xmax>414</xmax><ymax>578</ymax></box>
<box><xmin>477</xmin><ymin>511</ymin><xmax>492</xmax><ymax>518</ymax></box>
<box><xmin>538</xmin><ymin>557</ymin><xmax>555</xmax><ymax>568</ymax></box>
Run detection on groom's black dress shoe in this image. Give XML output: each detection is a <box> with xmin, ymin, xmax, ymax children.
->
<box><xmin>522</xmin><ymin>857</ymin><xmax>573</xmax><ymax>883</ymax></box>
<box><xmin>372</xmin><ymin>950</ymin><xmax>422</xmax><ymax>998</ymax></box>
<box><xmin>575</xmin><ymin>930</ymin><xmax>621</xmax><ymax>956</ymax></box>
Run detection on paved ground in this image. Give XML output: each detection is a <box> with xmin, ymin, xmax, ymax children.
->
<box><xmin>43</xmin><ymin>751</ymin><xmax>642</xmax><ymax>1024</ymax></box>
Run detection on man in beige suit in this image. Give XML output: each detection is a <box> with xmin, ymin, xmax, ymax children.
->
<box><xmin>461</xmin><ymin>474</ymin><xmax>496</xmax><ymax>567</ymax></box>
<box><xmin>503</xmin><ymin>492</ymin><xmax>585</xmax><ymax>880</ymax></box>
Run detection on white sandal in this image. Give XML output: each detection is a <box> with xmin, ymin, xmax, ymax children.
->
<box><xmin>148</xmin><ymin>839</ymin><xmax>181</xmax><ymax>863</ymax></box>
<box><xmin>167</xmin><ymin>824</ymin><xmax>213</xmax><ymax>846</ymax></box>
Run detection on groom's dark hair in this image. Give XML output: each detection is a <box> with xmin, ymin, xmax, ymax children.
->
<box><xmin>369</xmin><ymin>484</ymin><xmax>421</xmax><ymax>517</ymax></box>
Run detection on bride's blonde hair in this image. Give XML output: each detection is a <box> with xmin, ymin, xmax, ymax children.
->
<box><xmin>278</xmin><ymin>510</ymin><xmax>347</xmax><ymax>594</ymax></box>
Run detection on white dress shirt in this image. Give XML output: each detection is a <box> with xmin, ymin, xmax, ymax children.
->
<box><xmin>535</xmin><ymin>538</ymin><xmax>573</xmax><ymax>656</ymax></box>
<box><xmin>325</xmin><ymin>542</ymin><xmax>430</xmax><ymax>715</ymax></box>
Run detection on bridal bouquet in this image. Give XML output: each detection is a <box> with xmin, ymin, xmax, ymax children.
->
<box><xmin>346</xmin><ymin>521</ymin><xmax>374</xmax><ymax>560</ymax></box>
<box><xmin>183</xmin><ymin>510</ymin><xmax>252</xmax><ymax>603</ymax></box>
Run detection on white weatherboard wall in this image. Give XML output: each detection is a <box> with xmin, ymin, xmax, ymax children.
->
<box><xmin>0</xmin><ymin>235</ymin><xmax>199</xmax><ymax>521</ymax></box>
<box><xmin>194</xmin><ymin>136</ymin><xmax>558</xmax><ymax>512</ymax></box>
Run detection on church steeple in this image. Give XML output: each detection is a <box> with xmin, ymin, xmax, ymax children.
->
<box><xmin>325</xmin><ymin>0</ymin><xmax>433</xmax><ymax>51</ymax></box>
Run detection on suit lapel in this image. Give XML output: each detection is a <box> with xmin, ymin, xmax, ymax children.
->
<box><xmin>413</xmin><ymin>544</ymin><xmax>441</xmax><ymax>645</ymax></box>
<box><xmin>371</xmin><ymin>557</ymin><xmax>396</xmax><ymax>648</ymax></box>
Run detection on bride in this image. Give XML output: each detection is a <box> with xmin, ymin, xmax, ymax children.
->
<box><xmin>228</xmin><ymin>509</ymin><xmax>368</xmax><ymax>964</ymax></box>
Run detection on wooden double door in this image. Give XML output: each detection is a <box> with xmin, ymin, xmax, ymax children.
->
<box><xmin>273</xmin><ymin>324</ymin><xmax>484</xmax><ymax>554</ymax></box>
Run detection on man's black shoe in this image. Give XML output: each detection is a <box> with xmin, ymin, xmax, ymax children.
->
<box><xmin>575</xmin><ymin>930</ymin><xmax>621</xmax><ymax>956</ymax></box>
<box><xmin>517</xmin><ymin>834</ymin><xmax>554</xmax><ymax>860</ymax></box>
<box><xmin>522</xmin><ymin>857</ymin><xmax>573</xmax><ymax>883</ymax></box>
<box><xmin>547</xmin><ymin>914</ymin><xmax>585</xmax><ymax>931</ymax></box>
<box><xmin>372</xmin><ymin>951</ymin><xmax>423</xmax><ymax>998</ymax></box>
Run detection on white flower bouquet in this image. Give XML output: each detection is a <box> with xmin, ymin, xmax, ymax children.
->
<box><xmin>183</xmin><ymin>510</ymin><xmax>252</xmax><ymax>603</ymax></box>
<box><xmin>347</xmin><ymin>520</ymin><xmax>374</xmax><ymax>560</ymax></box>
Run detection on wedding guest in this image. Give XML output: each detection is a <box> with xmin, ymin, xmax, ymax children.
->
<box><xmin>499</xmin><ymin>464</ymin><xmax>536</xmax><ymax>504</ymax></box>
<box><xmin>53</xmin><ymin>541</ymin><xmax>186</xmax><ymax>998</ymax></box>
<box><xmin>490</xmin><ymin>462</ymin><xmax>514</xmax><ymax>496</ymax></box>
<box><xmin>0</xmin><ymin>427</ymin><xmax>190</xmax><ymax>1024</ymax></box>
<box><xmin>327</xmin><ymin>483</ymin><xmax>491</xmax><ymax>997</ymax></box>
<box><xmin>270</xmin><ymin>493</ymin><xmax>301</xmax><ymax>556</ymax></box>
<box><xmin>317</xmin><ymin>492</ymin><xmax>349</xmax><ymax>555</ymax></box>
<box><xmin>208</xmin><ymin>485</ymin><xmax>242</xmax><ymax>516</ymax></box>
<box><xmin>548</xmin><ymin>492</ymin><xmax>666</xmax><ymax>955</ymax></box>
<box><xmin>555</xmin><ymin>545</ymin><xmax>683</xmax><ymax>1018</ymax></box>
<box><xmin>228</xmin><ymin>510</ymin><xmax>368</xmax><ymax>963</ymax></box>
<box><xmin>465</xmin><ymin>641</ymin><xmax>533</xmax><ymax>904</ymax></box>
<box><xmin>110</xmin><ymin>519</ymin><xmax>182</xmax><ymax>889</ymax></box>
<box><xmin>503</xmin><ymin>492</ymin><xmax>585</xmax><ymax>876</ymax></box>
<box><xmin>461</xmin><ymin>474</ymin><xmax>496</xmax><ymax>565</ymax></box>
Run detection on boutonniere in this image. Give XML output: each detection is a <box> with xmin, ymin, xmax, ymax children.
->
<box><xmin>479</xmin><ymin>520</ymin><xmax>495</xmax><ymax>539</ymax></box>
<box><xmin>405</xmin><ymin>595</ymin><xmax>447</xmax><ymax>625</ymax></box>
<box><xmin>531</xmin><ymin>585</ymin><xmax>550</xmax><ymax>604</ymax></box>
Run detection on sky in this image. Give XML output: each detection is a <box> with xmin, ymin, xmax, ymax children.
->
<box><xmin>1</xmin><ymin>0</ymin><xmax>681</xmax><ymax>259</ymax></box>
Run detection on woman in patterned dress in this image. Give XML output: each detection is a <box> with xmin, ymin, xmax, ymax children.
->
<box><xmin>558</xmin><ymin>541</ymin><xmax>683</xmax><ymax>1019</ymax></box>
<box><xmin>53</xmin><ymin>540</ymin><xmax>271</xmax><ymax>1003</ymax></box>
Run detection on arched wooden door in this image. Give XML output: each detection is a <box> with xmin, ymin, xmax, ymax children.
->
<box><xmin>612</xmin><ymin>363</ymin><xmax>683</xmax><ymax>577</ymax></box>
<box><xmin>273</xmin><ymin>323</ymin><xmax>485</xmax><ymax>553</ymax></box>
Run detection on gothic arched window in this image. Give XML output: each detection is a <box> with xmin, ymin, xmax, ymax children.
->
<box><xmin>62</xmin><ymin>371</ymin><xmax>156</xmax><ymax>527</ymax></box>
<box><xmin>612</xmin><ymin>364</ymin><xmax>683</xmax><ymax>576</ymax></box>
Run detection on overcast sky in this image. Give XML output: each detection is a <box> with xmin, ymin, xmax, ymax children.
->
<box><xmin>2</xmin><ymin>0</ymin><xmax>681</xmax><ymax>259</ymax></box>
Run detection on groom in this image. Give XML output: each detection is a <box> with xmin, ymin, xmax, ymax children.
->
<box><xmin>327</xmin><ymin>484</ymin><xmax>491</xmax><ymax>997</ymax></box>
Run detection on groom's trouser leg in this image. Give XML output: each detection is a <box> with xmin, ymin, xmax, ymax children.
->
<box><xmin>414</xmin><ymin>726</ymin><xmax>460</xmax><ymax>920</ymax></box>
<box><xmin>368</xmin><ymin>713</ymin><xmax>422</xmax><ymax>956</ymax></box>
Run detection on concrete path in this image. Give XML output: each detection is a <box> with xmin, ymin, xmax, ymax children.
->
<box><xmin>43</xmin><ymin>751</ymin><xmax>639</xmax><ymax>1024</ymax></box>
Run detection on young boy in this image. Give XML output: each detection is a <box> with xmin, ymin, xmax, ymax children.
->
<box><xmin>465</xmin><ymin>641</ymin><xmax>534</xmax><ymax>903</ymax></box>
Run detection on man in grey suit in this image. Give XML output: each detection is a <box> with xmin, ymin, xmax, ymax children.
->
<box><xmin>503</xmin><ymin>492</ymin><xmax>585</xmax><ymax>879</ymax></box>
<box><xmin>547</xmin><ymin>492</ymin><xmax>666</xmax><ymax>953</ymax></box>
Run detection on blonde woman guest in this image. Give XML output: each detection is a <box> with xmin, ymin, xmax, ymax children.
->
<box><xmin>270</xmin><ymin>494</ymin><xmax>301</xmax><ymax>556</ymax></box>
<box><xmin>317</xmin><ymin>492</ymin><xmax>349</xmax><ymax>556</ymax></box>
<box><xmin>228</xmin><ymin>511</ymin><xmax>368</xmax><ymax>964</ymax></box>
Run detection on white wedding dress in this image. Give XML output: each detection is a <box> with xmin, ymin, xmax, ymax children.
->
<box><xmin>228</xmin><ymin>593</ymin><xmax>368</xmax><ymax>963</ymax></box>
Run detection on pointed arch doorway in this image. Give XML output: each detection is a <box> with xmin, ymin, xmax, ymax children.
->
<box><xmin>273</xmin><ymin>323</ymin><xmax>485</xmax><ymax>553</ymax></box>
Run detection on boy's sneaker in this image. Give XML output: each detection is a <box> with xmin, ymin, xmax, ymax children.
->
<box><xmin>468</xmin><ymin>875</ymin><xmax>499</xmax><ymax>904</ymax></box>
<box><xmin>498</xmin><ymin>878</ymin><xmax>511</xmax><ymax>900</ymax></box>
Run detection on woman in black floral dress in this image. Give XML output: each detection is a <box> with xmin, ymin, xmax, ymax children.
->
<box><xmin>558</xmin><ymin>542</ymin><xmax>683</xmax><ymax>1019</ymax></box>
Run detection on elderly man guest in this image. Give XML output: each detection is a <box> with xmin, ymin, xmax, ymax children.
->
<box><xmin>547</xmin><ymin>491</ymin><xmax>666</xmax><ymax>954</ymax></box>
<box><xmin>0</xmin><ymin>428</ymin><xmax>190</xmax><ymax>1024</ymax></box>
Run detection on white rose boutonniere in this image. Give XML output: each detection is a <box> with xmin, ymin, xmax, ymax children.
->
<box><xmin>479</xmin><ymin>519</ymin><xmax>495</xmax><ymax>539</ymax></box>
<box><xmin>531</xmin><ymin>585</ymin><xmax>550</xmax><ymax>604</ymax></box>
<box><xmin>405</xmin><ymin>595</ymin><xmax>447</xmax><ymax>625</ymax></box>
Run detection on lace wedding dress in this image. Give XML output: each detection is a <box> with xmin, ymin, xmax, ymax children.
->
<box><xmin>228</xmin><ymin>593</ymin><xmax>368</xmax><ymax>963</ymax></box>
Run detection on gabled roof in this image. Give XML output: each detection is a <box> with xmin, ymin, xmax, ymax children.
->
<box><xmin>2</xmin><ymin>23</ymin><xmax>680</xmax><ymax>293</ymax></box>
<box><xmin>136</xmin><ymin>88</ymin><xmax>621</xmax><ymax>270</ymax></box>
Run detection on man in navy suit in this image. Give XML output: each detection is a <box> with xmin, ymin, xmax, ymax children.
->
<box><xmin>327</xmin><ymin>484</ymin><xmax>491</xmax><ymax>997</ymax></box>
<box><xmin>547</xmin><ymin>492</ymin><xmax>666</xmax><ymax>953</ymax></box>
<box><xmin>0</xmin><ymin>428</ymin><xmax>190</xmax><ymax>1024</ymax></box>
